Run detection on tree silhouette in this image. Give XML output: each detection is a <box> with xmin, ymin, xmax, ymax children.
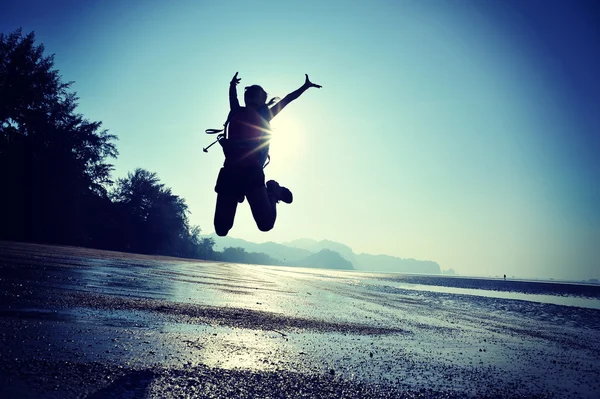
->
<box><xmin>188</xmin><ymin>226</ymin><xmax>216</xmax><ymax>260</ymax></box>
<box><xmin>112</xmin><ymin>168</ymin><xmax>214</xmax><ymax>258</ymax></box>
<box><xmin>0</xmin><ymin>29</ymin><xmax>216</xmax><ymax>261</ymax></box>
<box><xmin>0</xmin><ymin>29</ymin><xmax>117</xmax><ymax>244</ymax></box>
<box><xmin>112</xmin><ymin>169</ymin><xmax>186</xmax><ymax>255</ymax></box>
<box><xmin>215</xmin><ymin>247</ymin><xmax>279</xmax><ymax>265</ymax></box>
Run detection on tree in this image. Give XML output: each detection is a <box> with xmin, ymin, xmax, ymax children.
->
<box><xmin>0</xmin><ymin>29</ymin><xmax>117</xmax><ymax>244</ymax></box>
<box><xmin>112</xmin><ymin>168</ymin><xmax>201</xmax><ymax>257</ymax></box>
<box><xmin>188</xmin><ymin>227</ymin><xmax>216</xmax><ymax>260</ymax></box>
<box><xmin>0</xmin><ymin>29</ymin><xmax>213</xmax><ymax>260</ymax></box>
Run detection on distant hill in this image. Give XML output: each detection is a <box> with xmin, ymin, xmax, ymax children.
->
<box><xmin>207</xmin><ymin>235</ymin><xmax>441</xmax><ymax>274</ymax></box>
<box><xmin>284</xmin><ymin>238</ymin><xmax>355</xmax><ymax>261</ymax></box>
<box><xmin>209</xmin><ymin>234</ymin><xmax>312</xmax><ymax>262</ymax></box>
<box><xmin>354</xmin><ymin>253</ymin><xmax>440</xmax><ymax>274</ymax></box>
<box><xmin>293</xmin><ymin>249</ymin><xmax>354</xmax><ymax>270</ymax></box>
<box><xmin>284</xmin><ymin>238</ymin><xmax>440</xmax><ymax>274</ymax></box>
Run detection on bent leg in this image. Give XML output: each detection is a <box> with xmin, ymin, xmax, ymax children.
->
<box><xmin>214</xmin><ymin>193</ymin><xmax>239</xmax><ymax>236</ymax></box>
<box><xmin>246</xmin><ymin>186</ymin><xmax>277</xmax><ymax>232</ymax></box>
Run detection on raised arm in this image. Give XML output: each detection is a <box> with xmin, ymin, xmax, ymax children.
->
<box><xmin>269</xmin><ymin>74</ymin><xmax>321</xmax><ymax>119</ymax></box>
<box><xmin>229</xmin><ymin>72</ymin><xmax>241</xmax><ymax>110</ymax></box>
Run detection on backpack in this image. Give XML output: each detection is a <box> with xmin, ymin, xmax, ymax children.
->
<box><xmin>205</xmin><ymin>106</ymin><xmax>271</xmax><ymax>167</ymax></box>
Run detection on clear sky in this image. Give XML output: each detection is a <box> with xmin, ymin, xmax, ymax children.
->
<box><xmin>2</xmin><ymin>0</ymin><xmax>599</xmax><ymax>280</ymax></box>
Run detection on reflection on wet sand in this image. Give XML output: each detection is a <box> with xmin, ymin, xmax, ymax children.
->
<box><xmin>1</xmin><ymin>241</ymin><xmax>600</xmax><ymax>398</ymax></box>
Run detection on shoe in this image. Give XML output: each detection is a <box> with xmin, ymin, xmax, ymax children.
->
<box><xmin>266</xmin><ymin>180</ymin><xmax>293</xmax><ymax>204</ymax></box>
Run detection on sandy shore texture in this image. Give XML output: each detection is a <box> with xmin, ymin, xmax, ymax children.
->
<box><xmin>1</xmin><ymin>241</ymin><xmax>599</xmax><ymax>398</ymax></box>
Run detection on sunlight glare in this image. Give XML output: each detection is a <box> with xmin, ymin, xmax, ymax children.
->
<box><xmin>269</xmin><ymin>112</ymin><xmax>304</xmax><ymax>163</ymax></box>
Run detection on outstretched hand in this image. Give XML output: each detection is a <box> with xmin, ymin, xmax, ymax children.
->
<box><xmin>230</xmin><ymin>72</ymin><xmax>241</xmax><ymax>85</ymax></box>
<box><xmin>304</xmin><ymin>74</ymin><xmax>322</xmax><ymax>89</ymax></box>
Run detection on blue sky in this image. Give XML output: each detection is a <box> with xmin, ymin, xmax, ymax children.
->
<box><xmin>2</xmin><ymin>0</ymin><xmax>599</xmax><ymax>280</ymax></box>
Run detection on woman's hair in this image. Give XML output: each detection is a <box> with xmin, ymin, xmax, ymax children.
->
<box><xmin>245</xmin><ymin>85</ymin><xmax>279</xmax><ymax>109</ymax></box>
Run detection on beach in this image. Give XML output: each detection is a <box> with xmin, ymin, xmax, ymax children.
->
<box><xmin>1</xmin><ymin>241</ymin><xmax>599</xmax><ymax>398</ymax></box>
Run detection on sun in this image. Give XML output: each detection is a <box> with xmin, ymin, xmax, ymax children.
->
<box><xmin>268</xmin><ymin>112</ymin><xmax>304</xmax><ymax>164</ymax></box>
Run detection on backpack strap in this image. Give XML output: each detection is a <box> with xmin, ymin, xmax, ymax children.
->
<box><xmin>203</xmin><ymin>111</ymin><xmax>232</xmax><ymax>152</ymax></box>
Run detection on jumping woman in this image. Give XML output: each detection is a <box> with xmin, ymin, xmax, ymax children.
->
<box><xmin>213</xmin><ymin>72</ymin><xmax>321</xmax><ymax>236</ymax></box>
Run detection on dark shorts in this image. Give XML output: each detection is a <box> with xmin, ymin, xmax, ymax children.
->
<box><xmin>214</xmin><ymin>164</ymin><xmax>265</xmax><ymax>201</ymax></box>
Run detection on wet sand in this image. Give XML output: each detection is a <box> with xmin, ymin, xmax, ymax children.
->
<box><xmin>1</xmin><ymin>241</ymin><xmax>599</xmax><ymax>398</ymax></box>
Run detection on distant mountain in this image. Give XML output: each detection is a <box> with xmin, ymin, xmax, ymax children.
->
<box><xmin>284</xmin><ymin>238</ymin><xmax>441</xmax><ymax>274</ymax></box>
<box><xmin>293</xmin><ymin>249</ymin><xmax>354</xmax><ymax>270</ymax></box>
<box><xmin>208</xmin><ymin>234</ymin><xmax>312</xmax><ymax>262</ymax></box>
<box><xmin>284</xmin><ymin>238</ymin><xmax>318</xmax><ymax>249</ymax></box>
<box><xmin>354</xmin><ymin>254</ymin><xmax>440</xmax><ymax>274</ymax></box>
<box><xmin>284</xmin><ymin>238</ymin><xmax>356</xmax><ymax>262</ymax></box>
<box><xmin>206</xmin><ymin>235</ymin><xmax>441</xmax><ymax>274</ymax></box>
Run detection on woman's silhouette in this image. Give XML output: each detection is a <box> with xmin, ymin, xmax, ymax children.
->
<box><xmin>213</xmin><ymin>72</ymin><xmax>321</xmax><ymax>236</ymax></box>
